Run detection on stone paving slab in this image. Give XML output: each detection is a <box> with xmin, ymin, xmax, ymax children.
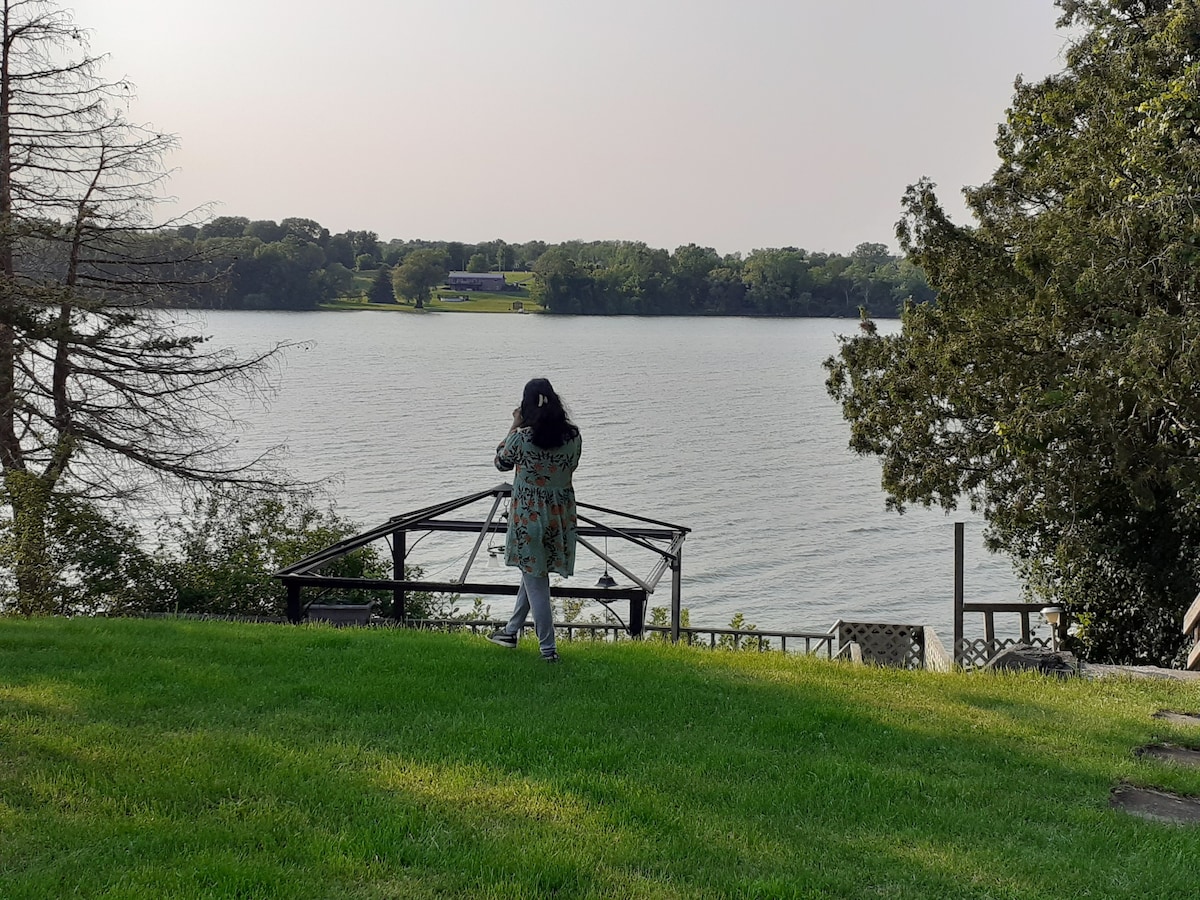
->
<box><xmin>1152</xmin><ymin>710</ymin><xmax>1200</xmax><ymax>727</ymax></box>
<box><xmin>1110</xmin><ymin>783</ymin><xmax>1200</xmax><ymax>825</ymax></box>
<box><xmin>1083</xmin><ymin>664</ymin><xmax>1200</xmax><ymax>682</ymax></box>
<box><xmin>1135</xmin><ymin>744</ymin><xmax>1200</xmax><ymax>768</ymax></box>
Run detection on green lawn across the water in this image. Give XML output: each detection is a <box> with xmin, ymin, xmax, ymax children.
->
<box><xmin>2</xmin><ymin>616</ymin><xmax>1198</xmax><ymax>899</ymax></box>
<box><xmin>337</xmin><ymin>271</ymin><xmax>539</xmax><ymax>313</ymax></box>
<box><xmin>325</xmin><ymin>292</ymin><xmax>539</xmax><ymax>313</ymax></box>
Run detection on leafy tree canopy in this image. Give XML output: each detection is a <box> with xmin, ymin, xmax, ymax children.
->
<box><xmin>392</xmin><ymin>249</ymin><xmax>448</xmax><ymax>308</ymax></box>
<box><xmin>825</xmin><ymin>0</ymin><xmax>1200</xmax><ymax>665</ymax></box>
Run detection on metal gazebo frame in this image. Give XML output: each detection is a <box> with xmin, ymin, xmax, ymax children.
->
<box><xmin>274</xmin><ymin>483</ymin><xmax>690</xmax><ymax>638</ymax></box>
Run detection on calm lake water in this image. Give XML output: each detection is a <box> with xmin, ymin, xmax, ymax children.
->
<box><xmin>191</xmin><ymin>310</ymin><xmax>1022</xmax><ymax>636</ymax></box>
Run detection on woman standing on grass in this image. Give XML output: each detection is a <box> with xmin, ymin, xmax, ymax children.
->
<box><xmin>488</xmin><ymin>378</ymin><xmax>582</xmax><ymax>663</ymax></box>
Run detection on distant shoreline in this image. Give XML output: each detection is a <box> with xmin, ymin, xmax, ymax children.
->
<box><xmin>315</xmin><ymin>300</ymin><xmax>887</xmax><ymax>319</ymax></box>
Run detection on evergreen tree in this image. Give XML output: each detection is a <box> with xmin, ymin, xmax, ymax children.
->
<box><xmin>367</xmin><ymin>266</ymin><xmax>396</xmax><ymax>303</ymax></box>
<box><xmin>826</xmin><ymin>0</ymin><xmax>1200</xmax><ymax>665</ymax></box>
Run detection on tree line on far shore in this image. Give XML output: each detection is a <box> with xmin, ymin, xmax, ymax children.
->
<box><xmin>162</xmin><ymin>216</ymin><xmax>934</xmax><ymax>317</ymax></box>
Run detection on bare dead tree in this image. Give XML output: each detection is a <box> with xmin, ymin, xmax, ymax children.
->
<box><xmin>0</xmin><ymin>1</ymin><xmax>286</xmax><ymax>612</ymax></box>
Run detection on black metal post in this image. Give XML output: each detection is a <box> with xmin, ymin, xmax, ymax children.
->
<box><xmin>630</xmin><ymin>590</ymin><xmax>646</xmax><ymax>637</ymax></box>
<box><xmin>953</xmin><ymin>521</ymin><xmax>964</xmax><ymax>667</ymax></box>
<box><xmin>392</xmin><ymin>530</ymin><xmax>406</xmax><ymax>621</ymax></box>
<box><xmin>286</xmin><ymin>582</ymin><xmax>302</xmax><ymax>623</ymax></box>
<box><xmin>670</xmin><ymin>547</ymin><xmax>682</xmax><ymax>643</ymax></box>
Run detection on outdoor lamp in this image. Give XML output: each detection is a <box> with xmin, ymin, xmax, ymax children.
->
<box><xmin>596</xmin><ymin>533</ymin><xmax>617</xmax><ymax>587</ymax></box>
<box><xmin>1041</xmin><ymin>606</ymin><xmax>1063</xmax><ymax>650</ymax></box>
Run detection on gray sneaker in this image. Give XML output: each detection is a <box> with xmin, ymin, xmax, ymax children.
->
<box><xmin>487</xmin><ymin>630</ymin><xmax>517</xmax><ymax>648</ymax></box>
<box><xmin>541</xmin><ymin>650</ymin><xmax>560</xmax><ymax>663</ymax></box>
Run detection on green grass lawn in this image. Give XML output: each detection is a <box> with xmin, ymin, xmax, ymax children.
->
<box><xmin>348</xmin><ymin>270</ymin><xmax>375</xmax><ymax>296</ymax></box>
<box><xmin>426</xmin><ymin>289</ymin><xmax>538</xmax><ymax>314</ymax></box>
<box><xmin>324</xmin><ymin>293</ymin><xmax>540</xmax><ymax>314</ymax></box>
<box><xmin>330</xmin><ymin>271</ymin><xmax>539</xmax><ymax>313</ymax></box>
<box><xmin>2</xmin><ymin>617</ymin><xmax>1198</xmax><ymax>899</ymax></box>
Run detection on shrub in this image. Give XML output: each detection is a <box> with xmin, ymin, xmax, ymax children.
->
<box><xmin>151</xmin><ymin>489</ymin><xmax>386</xmax><ymax>617</ymax></box>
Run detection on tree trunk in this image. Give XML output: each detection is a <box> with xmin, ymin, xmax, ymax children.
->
<box><xmin>5</xmin><ymin>470</ymin><xmax>56</xmax><ymax>614</ymax></box>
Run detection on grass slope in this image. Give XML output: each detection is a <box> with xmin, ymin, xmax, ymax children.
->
<box><xmin>2</xmin><ymin>618</ymin><xmax>1199</xmax><ymax>899</ymax></box>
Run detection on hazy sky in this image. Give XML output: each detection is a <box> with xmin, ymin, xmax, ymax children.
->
<box><xmin>70</xmin><ymin>0</ymin><xmax>1069</xmax><ymax>256</ymax></box>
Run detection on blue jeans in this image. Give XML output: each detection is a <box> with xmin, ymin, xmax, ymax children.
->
<box><xmin>504</xmin><ymin>572</ymin><xmax>556</xmax><ymax>654</ymax></box>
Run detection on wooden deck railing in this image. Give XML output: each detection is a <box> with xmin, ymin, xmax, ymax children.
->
<box><xmin>950</xmin><ymin>522</ymin><xmax>1052</xmax><ymax>669</ymax></box>
<box><xmin>1185</xmin><ymin>593</ymin><xmax>1200</xmax><ymax>671</ymax></box>
<box><xmin>954</xmin><ymin>601</ymin><xmax>1052</xmax><ymax>668</ymax></box>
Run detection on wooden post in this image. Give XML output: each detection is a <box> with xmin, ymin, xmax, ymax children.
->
<box><xmin>670</xmin><ymin>546</ymin><xmax>682</xmax><ymax>643</ymax></box>
<box><xmin>392</xmin><ymin>530</ymin><xmax>406</xmax><ymax>621</ymax></box>
<box><xmin>953</xmin><ymin>522</ymin><xmax>964</xmax><ymax>667</ymax></box>
<box><xmin>1185</xmin><ymin>592</ymin><xmax>1200</xmax><ymax>671</ymax></box>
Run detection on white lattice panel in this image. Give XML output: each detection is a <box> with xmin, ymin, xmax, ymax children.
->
<box><xmin>955</xmin><ymin>636</ymin><xmax>1053</xmax><ymax>669</ymax></box>
<box><xmin>837</xmin><ymin>622</ymin><xmax>924</xmax><ymax>669</ymax></box>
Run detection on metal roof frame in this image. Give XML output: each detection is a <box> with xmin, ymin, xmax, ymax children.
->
<box><xmin>274</xmin><ymin>482</ymin><xmax>690</xmax><ymax>636</ymax></box>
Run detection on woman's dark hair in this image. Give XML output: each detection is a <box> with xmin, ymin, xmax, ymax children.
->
<box><xmin>519</xmin><ymin>377</ymin><xmax>579</xmax><ymax>449</ymax></box>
